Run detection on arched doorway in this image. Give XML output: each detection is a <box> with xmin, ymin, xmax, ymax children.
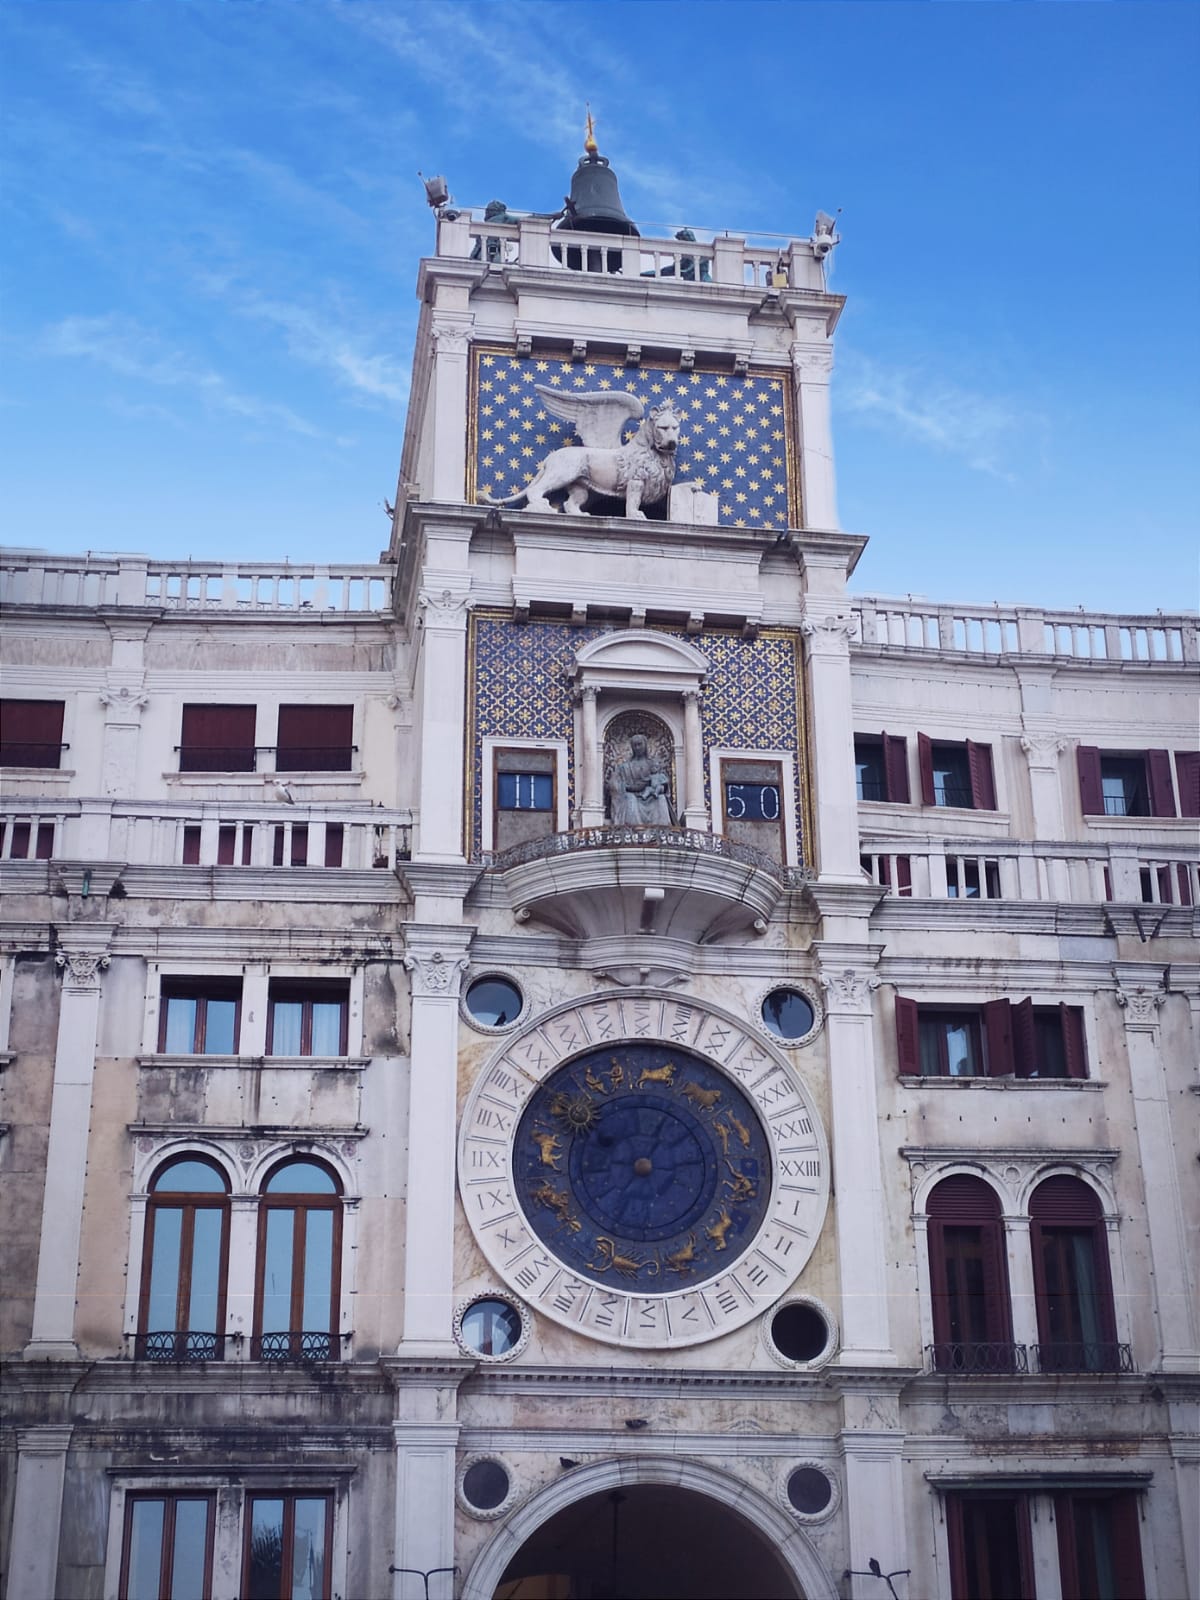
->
<box><xmin>463</xmin><ymin>1459</ymin><xmax>837</xmax><ymax>1600</ymax></box>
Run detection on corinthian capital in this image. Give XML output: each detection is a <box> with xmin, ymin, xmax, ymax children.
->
<box><xmin>791</xmin><ymin>343</ymin><xmax>834</xmax><ymax>380</ymax></box>
<box><xmin>55</xmin><ymin>950</ymin><xmax>110</xmax><ymax>991</ymax></box>
<box><xmin>417</xmin><ymin>587</ymin><xmax>471</xmax><ymax>627</ymax></box>
<box><xmin>404</xmin><ymin>947</ymin><xmax>470</xmax><ymax>1000</ymax></box>
<box><xmin>430</xmin><ymin>320</ymin><xmax>471</xmax><ymax>356</ymax></box>
<box><xmin>800</xmin><ymin>611</ymin><xmax>858</xmax><ymax>654</ymax></box>
<box><xmin>1115</xmin><ymin>981</ymin><xmax>1166</xmax><ymax>1030</ymax></box>
<box><xmin>819</xmin><ymin>966</ymin><xmax>880</xmax><ymax>1016</ymax></box>
<box><xmin>1020</xmin><ymin>732</ymin><xmax>1066</xmax><ymax>768</ymax></box>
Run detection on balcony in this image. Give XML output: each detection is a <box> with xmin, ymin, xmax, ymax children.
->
<box><xmin>254</xmin><ymin>1331</ymin><xmax>339</xmax><ymax>1362</ymax></box>
<box><xmin>1034</xmin><ymin>1341</ymin><xmax>1133</xmax><ymax>1375</ymax></box>
<box><xmin>488</xmin><ymin>826</ymin><xmax>807</xmax><ymax>941</ymax></box>
<box><xmin>135</xmin><ymin>1330</ymin><xmax>225</xmax><ymax>1363</ymax></box>
<box><xmin>928</xmin><ymin>1341</ymin><xmax>1030</xmax><ymax>1376</ymax></box>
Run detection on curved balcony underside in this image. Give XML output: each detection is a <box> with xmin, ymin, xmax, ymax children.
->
<box><xmin>490</xmin><ymin>827</ymin><xmax>808</xmax><ymax>941</ymax></box>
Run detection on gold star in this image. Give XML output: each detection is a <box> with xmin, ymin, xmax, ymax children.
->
<box><xmin>770</xmin><ymin>405</ymin><xmax>783</xmax><ymax>417</ymax></box>
<box><xmin>705</xmin><ymin>386</ymin><xmax>717</xmax><ymax>397</ymax></box>
<box><xmin>584</xmin><ymin>364</ymin><xmax>596</xmax><ymax>375</ymax></box>
<box><xmin>763</xmin><ymin>495</ymin><xmax>776</xmax><ymax>507</ymax></box>
<box><xmin>536</xmin><ymin>360</ymin><xmax>550</xmax><ymax>372</ymax></box>
<box><xmin>722</xmin><ymin>477</ymin><xmax>734</xmax><ymax>489</ymax></box>
<box><xmin>560</xmin><ymin>362</ymin><xmax>572</xmax><ymax>372</ymax></box>
<box><xmin>599</xmin><ymin>378</ymin><xmax>612</xmax><ymax>389</ymax></box>
<box><xmin>482</xmin><ymin>355</ymin><xmax>495</xmax><ymax>366</ymax></box>
<box><xmin>550</xmin><ymin>375</ymin><xmax>563</xmax><ymax>386</ymax></box>
<box><xmin>715</xmin><ymin>376</ymin><xmax>727</xmax><ymax>387</ymax></box>
<box><xmin>650</xmin><ymin>382</ymin><xmax>663</xmax><ymax>393</ymax></box>
<box><xmin>734</xmin><ymin>518</ymin><xmax>746</xmax><ymax>528</ymax></box>
<box><xmin>482</xmin><ymin>428</ymin><xmax>494</xmax><ymax>440</ymax></box>
<box><xmin>573</xmin><ymin>376</ymin><xmax>585</xmax><ymax>387</ymax></box>
<box><xmin>522</xmin><ymin>446</ymin><xmax>534</xmax><ymax>457</ymax></box>
<box><xmin>535</xmin><ymin>434</ymin><xmax>547</xmax><ymax>445</ymax></box>
<box><xmin>481</xmin><ymin>404</ymin><xmax>493</xmax><ymax>416</ymax></box>
<box><xmin>480</xmin><ymin>380</ymin><xmax>493</xmax><ymax>392</ymax></box>
<box><xmin>748</xmin><ymin>507</ymin><xmax>761</xmax><ymax>519</ymax></box>
<box><xmin>719</xmin><ymin>425</ymin><xmax>731</xmax><ymax>437</ymax></box>
<box><xmin>720</xmin><ymin>451</ymin><xmax>732</xmax><ymax>463</ymax></box>
<box><xmin>706</xmin><ymin>464</ymin><xmax>719</xmax><ymax>475</ymax></box>
<box><xmin>717</xmin><ymin>400</ymin><xmax>730</xmax><ymax>412</ymax></box>
<box><xmin>735</xmin><ymin>466</ymin><xmax>746</xmax><ymax>478</ymax></box>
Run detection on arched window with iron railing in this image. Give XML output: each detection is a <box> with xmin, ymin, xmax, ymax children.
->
<box><xmin>253</xmin><ymin>1157</ymin><xmax>342</xmax><ymax>1362</ymax></box>
<box><xmin>137</xmin><ymin>1155</ymin><xmax>230</xmax><ymax>1362</ymax></box>
<box><xmin>926</xmin><ymin>1174</ymin><xmax>1019</xmax><ymax>1374</ymax></box>
<box><xmin>1030</xmin><ymin>1175</ymin><xmax>1125</xmax><ymax>1373</ymax></box>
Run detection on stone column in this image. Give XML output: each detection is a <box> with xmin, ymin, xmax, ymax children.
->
<box><xmin>792</xmin><ymin>343</ymin><xmax>838</xmax><ymax>530</ymax></box>
<box><xmin>25</xmin><ymin>935</ymin><xmax>113</xmax><ymax>1356</ymax></box>
<box><xmin>400</xmin><ymin>927</ymin><xmax>473</xmax><ymax>1352</ymax></box>
<box><xmin>838</xmin><ymin>1390</ymin><xmax>908</xmax><ymax>1600</ymax></box>
<box><xmin>414</xmin><ymin>584</ymin><xmax>471</xmax><ymax>862</ymax></box>
<box><xmin>817</xmin><ymin>950</ymin><xmax>894</xmax><ymax>1364</ymax></box>
<box><xmin>681</xmin><ymin>688</ymin><xmax>707</xmax><ymax>830</ymax></box>
<box><xmin>801</xmin><ymin>609</ymin><xmax>862</xmax><ymax>882</ymax></box>
<box><xmin>578</xmin><ymin>686</ymin><xmax>603</xmax><ymax>826</ymax></box>
<box><xmin>428</xmin><ymin>319</ymin><xmax>473</xmax><ymax>504</ymax></box>
<box><xmin>1114</xmin><ymin>971</ymin><xmax>1199</xmax><ymax>1371</ymax></box>
<box><xmin>387</xmin><ymin>1365</ymin><xmax>473</xmax><ymax>1600</ymax></box>
<box><xmin>6</xmin><ymin>1426</ymin><xmax>72</xmax><ymax>1600</ymax></box>
<box><xmin>99</xmin><ymin>623</ymin><xmax>151</xmax><ymax>797</ymax></box>
<box><xmin>1003</xmin><ymin>1215</ymin><xmax>1040</xmax><ymax>1354</ymax></box>
<box><xmin>1020</xmin><ymin>732</ymin><xmax>1067</xmax><ymax>840</ymax></box>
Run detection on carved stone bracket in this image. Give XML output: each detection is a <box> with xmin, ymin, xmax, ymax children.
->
<box><xmin>1020</xmin><ymin>733</ymin><xmax>1066</xmax><ymax>769</ymax></box>
<box><xmin>819</xmin><ymin>967</ymin><xmax>881</xmax><ymax>1017</ymax></box>
<box><xmin>1115</xmin><ymin>981</ymin><xmax>1167</xmax><ymax>1031</ymax></box>
<box><xmin>404</xmin><ymin>948</ymin><xmax>470</xmax><ymax>1001</ymax></box>
<box><xmin>99</xmin><ymin>686</ymin><xmax>150</xmax><ymax>715</ymax></box>
<box><xmin>55</xmin><ymin>951</ymin><xmax>110</xmax><ymax>991</ymax></box>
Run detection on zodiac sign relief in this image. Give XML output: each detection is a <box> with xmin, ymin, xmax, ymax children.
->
<box><xmin>723</xmin><ymin>1162</ymin><xmax>757</xmax><ymax>1204</ymax></box>
<box><xmin>529</xmin><ymin>1181</ymin><xmax>581</xmax><ymax>1232</ymax></box>
<box><xmin>681</xmin><ymin>1081</ymin><xmax>721</xmax><ymax>1112</ymax></box>
<box><xmin>705</xmin><ymin>1207</ymin><xmax>734</xmax><ymax>1251</ymax></box>
<box><xmin>531</xmin><ymin>1128</ymin><xmax>563</xmax><ymax>1169</ymax></box>
<box><xmin>663</xmin><ymin>1233</ymin><xmax>698</xmax><ymax>1276</ymax></box>
<box><xmin>588</xmin><ymin>1236</ymin><xmax>659</xmax><ymax>1280</ymax></box>
<box><xmin>636</xmin><ymin>1061</ymin><xmax>676</xmax><ymax>1089</ymax></box>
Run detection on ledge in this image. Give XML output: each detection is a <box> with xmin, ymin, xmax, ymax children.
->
<box><xmin>137</xmin><ymin>1055</ymin><xmax>369</xmax><ymax>1072</ymax></box>
<box><xmin>898</xmin><ymin>1076</ymin><xmax>1105</xmax><ymax>1092</ymax></box>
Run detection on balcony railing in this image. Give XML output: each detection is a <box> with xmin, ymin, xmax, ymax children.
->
<box><xmin>928</xmin><ymin>1341</ymin><xmax>1029</xmax><ymax>1376</ymax></box>
<box><xmin>852</xmin><ymin>595</ymin><xmax>1197</xmax><ymax>665</ymax></box>
<box><xmin>488</xmin><ymin>825</ymin><xmax>806</xmax><ymax>888</ymax></box>
<box><xmin>0</xmin><ymin>557</ymin><xmax>392</xmax><ymax>614</ymax></box>
<box><xmin>254</xmin><ymin>1330</ymin><xmax>338</xmax><ymax>1362</ymax></box>
<box><xmin>175</xmin><ymin>744</ymin><xmax>358</xmax><ymax>774</ymax></box>
<box><xmin>136</xmin><ymin>1330</ymin><xmax>225</xmax><ymax>1362</ymax></box>
<box><xmin>861</xmin><ymin>837</ymin><xmax>1200</xmax><ymax>907</ymax></box>
<box><xmin>1034</xmin><ymin>1341</ymin><xmax>1134</xmax><ymax>1375</ymax></box>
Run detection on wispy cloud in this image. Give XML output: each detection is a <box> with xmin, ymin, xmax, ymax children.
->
<box><xmin>46</xmin><ymin>314</ymin><xmax>321</xmax><ymax>437</ymax></box>
<box><xmin>836</xmin><ymin>351</ymin><xmax>1040</xmax><ymax>480</ymax></box>
<box><xmin>228</xmin><ymin>295</ymin><xmax>409</xmax><ymax>409</ymax></box>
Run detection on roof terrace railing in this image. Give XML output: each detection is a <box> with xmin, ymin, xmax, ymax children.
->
<box><xmin>0</xmin><ymin>556</ymin><xmax>393</xmax><ymax>614</ymax></box>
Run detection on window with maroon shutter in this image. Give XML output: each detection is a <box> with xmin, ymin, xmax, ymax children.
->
<box><xmin>1077</xmin><ymin>745</ymin><xmax>1104</xmax><ymax>815</ymax></box>
<box><xmin>1055</xmin><ymin>1490</ymin><xmax>1146</xmax><ymax>1600</ymax></box>
<box><xmin>179</xmin><ymin>705</ymin><xmax>256</xmax><ymax>772</ymax></box>
<box><xmin>917</xmin><ymin>734</ymin><xmax>992</xmax><ymax>809</ymax></box>
<box><xmin>883</xmin><ymin>733</ymin><xmax>910</xmax><ymax>803</ymax></box>
<box><xmin>1176</xmin><ymin>751</ymin><xmax>1200</xmax><ymax>818</ymax></box>
<box><xmin>967</xmin><ymin>740</ymin><xmax>996</xmax><ymax>810</ymax></box>
<box><xmin>855</xmin><ymin>733</ymin><xmax>911</xmax><ymax>803</ymax></box>
<box><xmin>0</xmin><ymin>700</ymin><xmax>65</xmax><ymax>768</ymax></box>
<box><xmin>1144</xmin><ymin>748</ymin><xmax>1176</xmax><ymax>817</ymax></box>
<box><xmin>895</xmin><ymin>995</ymin><xmax>920</xmax><ymax>1075</ymax></box>
<box><xmin>946</xmin><ymin>1494</ymin><xmax>1035</xmax><ymax>1600</ymax></box>
<box><xmin>917</xmin><ymin>732</ymin><xmax>936</xmax><ymax>806</ymax></box>
<box><xmin>275</xmin><ymin>705</ymin><xmax>353</xmax><ymax>772</ymax></box>
<box><xmin>927</xmin><ymin>1176</ymin><xmax>1013</xmax><ymax>1373</ymax></box>
<box><xmin>1080</xmin><ymin>746</ymin><xmax>1179</xmax><ymax>819</ymax></box>
<box><xmin>982</xmin><ymin>999</ymin><xmax>1014</xmax><ymax>1076</ymax></box>
<box><xmin>1030</xmin><ymin>1176</ymin><xmax>1120</xmax><ymax>1372</ymax></box>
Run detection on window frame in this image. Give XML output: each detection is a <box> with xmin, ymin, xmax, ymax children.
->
<box><xmin>897</xmin><ymin>996</ymin><xmax>1088</xmax><ymax>1081</ymax></box>
<box><xmin>854</xmin><ymin>731</ymin><xmax>911</xmax><ymax>803</ymax></box>
<box><xmin>718</xmin><ymin>755</ymin><xmax>788</xmax><ymax>862</ymax></box>
<box><xmin>252</xmin><ymin>1159</ymin><xmax>344</xmax><ymax>1362</ymax></box>
<box><xmin>917</xmin><ymin>733</ymin><xmax>997</xmax><ymax>811</ymax></box>
<box><xmin>0</xmin><ymin>698</ymin><xmax>66</xmax><ymax>769</ymax></box>
<box><xmin>481</xmin><ymin>737</ymin><xmax>569</xmax><ymax>853</ymax></box>
<box><xmin>1030</xmin><ymin>1176</ymin><xmax>1121</xmax><ymax>1373</ymax></box>
<box><xmin>926</xmin><ymin>1176</ymin><xmax>1014</xmax><ymax>1374</ymax></box>
<box><xmin>708</xmin><ymin>746</ymin><xmax>801</xmax><ymax>866</ymax></box>
<box><xmin>241</xmin><ymin>1491</ymin><xmax>335</xmax><ymax>1600</ymax></box>
<box><xmin>945</xmin><ymin>1492</ymin><xmax>1037</xmax><ymax>1600</ymax></box>
<box><xmin>136</xmin><ymin>1157</ymin><xmax>231</xmax><ymax>1362</ymax></box>
<box><xmin>157</xmin><ymin>980</ymin><xmax>243</xmax><ymax>1055</ymax></box>
<box><xmin>178</xmin><ymin>704</ymin><xmax>258</xmax><ymax>774</ymax></box>
<box><xmin>1054</xmin><ymin>1489</ymin><xmax>1146</xmax><ymax>1600</ymax></box>
<box><xmin>1077</xmin><ymin>745</ymin><xmax>1177</xmax><ymax>819</ymax></box>
<box><xmin>274</xmin><ymin>704</ymin><xmax>355</xmax><ymax>774</ymax></box>
<box><xmin>118</xmin><ymin>1490</ymin><xmax>216</xmax><ymax>1600</ymax></box>
<box><xmin>266</xmin><ymin>981</ymin><xmax>350</xmax><ymax>1057</ymax></box>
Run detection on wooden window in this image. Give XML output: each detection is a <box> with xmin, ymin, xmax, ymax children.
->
<box><xmin>899</xmin><ymin>997</ymin><xmax>1086</xmax><ymax>1080</ymax></box>
<box><xmin>491</xmin><ymin>747</ymin><xmax>557</xmax><ymax>854</ymax></box>
<box><xmin>267</xmin><ymin>982</ymin><xmax>349</xmax><ymax>1056</ymax></box>
<box><xmin>918</xmin><ymin>734</ymin><xmax>996</xmax><ymax>810</ymax></box>
<box><xmin>1077</xmin><ymin>747</ymin><xmax>1177</xmax><ymax>817</ymax></box>
<box><xmin>854</xmin><ymin>733</ymin><xmax>910</xmax><ymax>802</ymax></box>
<box><xmin>947</xmin><ymin>1494</ymin><xmax>1035</xmax><ymax>1600</ymax></box>
<box><xmin>179</xmin><ymin>705</ymin><xmax>256</xmax><ymax>773</ymax></box>
<box><xmin>0</xmin><ymin>699</ymin><xmax>65</xmax><ymax>768</ymax></box>
<box><xmin>927</xmin><ymin>1176</ymin><xmax>1014</xmax><ymax>1373</ymax></box>
<box><xmin>1030</xmin><ymin>1176</ymin><xmax>1120</xmax><ymax>1372</ymax></box>
<box><xmin>1055</xmin><ymin>1490</ymin><xmax>1146</xmax><ymax>1600</ymax></box>
<box><xmin>275</xmin><ymin>705</ymin><xmax>354</xmax><ymax>773</ymax></box>
<box><xmin>137</xmin><ymin>1157</ymin><xmax>229</xmax><ymax>1362</ymax></box>
<box><xmin>720</xmin><ymin>758</ymin><xmax>786</xmax><ymax>863</ymax></box>
<box><xmin>1176</xmin><ymin>751</ymin><xmax>1200</xmax><ymax>819</ymax></box>
<box><xmin>1013</xmin><ymin>999</ymin><xmax>1087</xmax><ymax>1078</ymax></box>
<box><xmin>158</xmin><ymin>981</ymin><xmax>241</xmax><ymax>1054</ymax></box>
<box><xmin>120</xmin><ymin>1492</ymin><xmax>215</xmax><ymax>1600</ymax></box>
<box><xmin>253</xmin><ymin>1159</ymin><xmax>342</xmax><ymax>1362</ymax></box>
<box><xmin>243</xmin><ymin>1493</ymin><xmax>333</xmax><ymax>1600</ymax></box>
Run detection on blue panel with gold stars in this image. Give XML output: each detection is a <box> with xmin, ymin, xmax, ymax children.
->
<box><xmin>513</xmin><ymin>1043</ymin><xmax>772</xmax><ymax>1291</ymax></box>
<box><xmin>468</xmin><ymin>348</ymin><xmax>797</xmax><ymax>531</ymax></box>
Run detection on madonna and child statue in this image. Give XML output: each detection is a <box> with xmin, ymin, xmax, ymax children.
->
<box><xmin>608</xmin><ymin>734</ymin><xmax>675</xmax><ymax>827</ymax></box>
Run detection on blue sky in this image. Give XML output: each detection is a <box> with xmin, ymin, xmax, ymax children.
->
<box><xmin>2</xmin><ymin>1</ymin><xmax>1197</xmax><ymax>612</ymax></box>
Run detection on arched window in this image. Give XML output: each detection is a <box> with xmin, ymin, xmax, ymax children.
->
<box><xmin>253</xmin><ymin>1158</ymin><xmax>342</xmax><ymax>1362</ymax></box>
<box><xmin>137</xmin><ymin>1156</ymin><xmax>230</xmax><ymax>1362</ymax></box>
<box><xmin>1030</xmin><ymin>1176</ymin><xmax>1122</xmax><ymax>1373</ymax></box>
<box><xmin>927</xmin><ymin>1176</ymin><xmax>1015</xmax><ymax>1373</ymax></box>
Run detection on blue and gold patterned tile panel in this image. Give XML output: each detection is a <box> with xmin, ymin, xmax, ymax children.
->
<box><xmin>468</xmin><ymin>348</ymin><xmax>797</xmax><ymax>531</ymax></box>
<box><xmin>467</xmin><ymin>612</ymin><xmax>809</xmax><ymax>861</ymax></box>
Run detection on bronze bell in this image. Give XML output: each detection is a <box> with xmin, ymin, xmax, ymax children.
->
<box><xmin>557</xmin><ymin>152</ymin><xmax>639</xmax><ymax>237</ymax></box>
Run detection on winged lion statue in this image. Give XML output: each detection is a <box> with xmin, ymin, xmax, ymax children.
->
<box><xmin>481</xmin><ymin>385</ymin><xmax>680</xmax><ymax>518</ymax></box>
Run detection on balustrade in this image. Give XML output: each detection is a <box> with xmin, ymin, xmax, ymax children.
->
<box><xmin>0</xmin><ymin>556</ymin><xmax>392</xmax><ymax>613</ymax></box>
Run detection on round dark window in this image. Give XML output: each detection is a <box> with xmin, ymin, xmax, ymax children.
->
<box><xmin>761</xmin><ymin>988</ymin><xmax>815</xmax><ymax>1042</ymax></box>
<box><xmin>462</xmin><ymin>1459</ymin><xmax>510</xmax><ymax>1512</ymax></box>
<box><xmin>771</xmin><ymin>1302</ymin><xmax>828</xmax><ymax>1362</ymax></box>
<box><xmin>460</xmin><ymin>1298</ymin><xmax>523</xmax><ymax>1357</ymax></box>
<box><xmin>465</xmin><ymin>976</ymin><xmax>523</xmax><ymax>1028</ymax></box>
<box><xmin>787</xmin><ymin>1466</ymin><xmax>832</xmax><ymax>1515</ymax></box>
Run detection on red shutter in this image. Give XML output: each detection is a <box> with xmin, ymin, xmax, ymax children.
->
<box><xmin>324</xmin><ymin>823</ymin><xmax>344</xmax><ymax>868</ymax></box>
<box><xmin>927</xmin><ymin>1218</ymin><xmax>953</xmax><ymax>1345</ymax></box>
<box><xmin>981</xmin><ymin>1218</ymin><xmax>1012</xmax><ymax>1343</ymax></box>
<box><xmin>276</xmin><ymin>705</ymin><xmax>353</xmax><ymax>772</ymax></box>
<box><xmin>1176</xmin><ymin>864</ymin><xmax>1194</xmax><ymax>906</ymax></box>
<box><xmin>1031</xmin><ymin>1175</ymin><xmax>1102</xmax><ymax>1224</ymax></box>
<box><xmin>1055</xmin><ymin>1496</ymin><xmax>1081</xmax><ymax>1600</ymax></box>
<box><xmin>0</xmin><ymin>699</ymin><xmax>65</xmax><ymax>767</ymax></box>
<box><xmin>983</xmin><ymin>998</ymin><xmax>1014</xmax><ymax>1076</ymax></box>
<box><xmin>1012</xmin><ymin>996</ymin><xmax>1036</xmax><ymax>1077</ymax></box>
<box><xmin>895</xmin><ymin>855</ymin><xmax>912</xmax><ymax>896</ymax></box>
<box><xmin>928</xmin><ymin>1174</ymin><xmax>1003</xmax><ymax>1222</ymax></box>
<box><xmin>217</xmin><ymin>826</ymin><xmax>236</xmax><ymax>866</ymax></box>
<box><xmin>1076</xmin><ymin>745</ymin><xmax>1103</xmax><ymax>815</ymax></box>
<box><xmin>966</xmin><ymin>741</ymin><xmax>997</xmax><ymax>810</ymax></box>
<box><xmin>895</xmin><ymin>995</ymin><xmax>920</xmax><ymax>1075</ymax></box>
<box><xmin>883</xmin><ymin>733</ymin><xmax>910</xmax><ymax>803</ymax></box>
<box><xmin>917</xmin><ymin>733</ymin><xmax>936</xmax><ymax>807</ymax></box>
<box><xmin>182</xmin><ymin>826</ymin><xmax>201</xmax><ymax>865</ymax></box>
<box><xmin>1060</xmin><ymin>1005</ymin><xmax>1087</xmax><ymax>1079</ymax></box>
<box><xmin>180</xmin><ymin>705</ymin><xmax>256</xmax><ymax>771</ymax></box>
<box><xmin>1145</xmin><ymin>749</ymin><xmax>1176</xmax><ymax>817</ymax></box>
<box><xmin>1109</xmin><ymin>1492</ymin><xmax>1148</xmax><ymax>1600</ymax></box>
<box><xmin>1175</xmin><ymin>751</ymin><xmax>1200</xmax><ymax>818</ymax></box>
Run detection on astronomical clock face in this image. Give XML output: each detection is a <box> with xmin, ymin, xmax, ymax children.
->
<box><xmin>459</xmin><ymin>993</ymin><xmax>829</xmax><ymax>1349</ymax></box>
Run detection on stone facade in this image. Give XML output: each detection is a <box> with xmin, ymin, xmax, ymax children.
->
<box><xmin>1</xmin><ymin>166</ymin><xmax>1197</xmax><ymax>1600</ymax></box>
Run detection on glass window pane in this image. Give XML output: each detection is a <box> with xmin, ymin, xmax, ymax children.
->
<box><xmin>187</xmin><ymin>1209</ymin><xmax>223</xmax><ymax>1333</ymax></box>
<box><xmin>147</xmin><ymin>1209</ymin><xmax>183</xmax><ymax>1332</ymax></box>
<box><xmin>261</xmin><ymin>1210</ymin><xmax>295</xmax><ymax>1334</ymax></box>
<box><xmin>945</xmin><ymin>1022</ymin><xmax>974</xmax><ymax>1076</ymax></box>
<box><xmin>291</xmin><ymin>1498</ymin><xmax>328</xmax><ymax>1600</ymax></box>
<box><xmin>301</xmin><ymin>1210</ymin><xmax>333</xmax><ymax>1332</ymax></box>
<box><xmin>169</xmin><ymin>1500</ymin><xmax>211</xmax><ymax>1600</ymax></box>
<box><xmin>271</xmin><ymin>1001</ymin><xmax>303</xmax><ymax>1055</ymax></box>
<box><xmin>203</xmin><ymin>998</ymin><xmax>237</xmax><ymax>1054</ymax></box>
<box><xmin>309</xmin><ymin>1002</ymin><xmax>343</xmax><ymax>1056</ymax></box>
<box><xmin>265</xmin><ymin>1161</ymin><xmax>337</xmax><ymax>1194</ymax></box>
<box><xmin>247</xmin><ymin>1499</ymin><xmax>285</xmax><ymax>1600</ymax></box>
<box><xmin>164</xmin><ymin>996</ymin><xmax>197</xmax><ymax>1054</ymax></box>
<box><xmin>153</xmin><ymin>1160</ymin><xmax>226</xmax><ymax>1194</ymax></box>
<box><xmin>126</xmin><ymin>1499</ymin><xmax>165</xmax><ymax>1600</ymax></box>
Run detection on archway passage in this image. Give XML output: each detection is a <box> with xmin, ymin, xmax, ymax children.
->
<box><xmin>492</xmin><ymin>1484</ymin><xmax>803</xmax><ymax>1600</ymax></box>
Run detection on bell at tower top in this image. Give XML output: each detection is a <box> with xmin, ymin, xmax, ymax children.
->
<box><xmin>556</xmin><ymin>110</ymin><xmax>639</xmax><ymax>237</ymax></box>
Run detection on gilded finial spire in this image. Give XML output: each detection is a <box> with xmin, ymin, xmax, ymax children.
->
<box><xmin>584</xmin><ymin>105</ymin><xmax>598</xmax><ymax>156</ymax></box>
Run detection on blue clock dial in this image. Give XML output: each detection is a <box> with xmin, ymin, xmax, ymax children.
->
<box><xmin>513</xmin><ymin>1043</ymin><xmax>772</xmax><ymax>1290</ymax></box>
